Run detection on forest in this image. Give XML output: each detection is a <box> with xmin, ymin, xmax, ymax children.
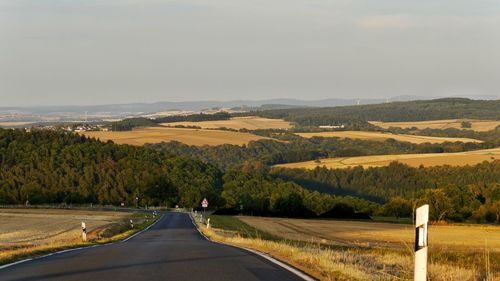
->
<box><xmin>2</xmin><ymin>97</ymin><xmax>500</xmax><ymax>223</ymax></box>
<box><xmin>150</xmin><ymin>135</ymin><xmax>491</xmax><ymax>170</ymax></box>
<box><xmin>0</xmin><ymin>128</ymin><xmax>372</xmax><ymax>218</ymax></box>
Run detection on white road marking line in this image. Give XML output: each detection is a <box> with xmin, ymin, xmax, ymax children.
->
<box><xmin>188</xmin><ymin>213</ymin><xmax>316</xmax><ymax>281</ymax></box>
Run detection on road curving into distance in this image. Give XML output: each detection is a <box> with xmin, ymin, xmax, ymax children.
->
<box><xmin>0</xmin><ymin>212</ymin><xmax>306</xmax><ymax>281</ymax></box>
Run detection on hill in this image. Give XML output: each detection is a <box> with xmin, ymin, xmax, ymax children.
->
<box><xmin>274</xmin><ymin>147</ymin><xmax>500</xmax><ymax>169</ymax></box>
<box><xmin>247</xmin><ymin>98</ymin><xmax>500</xmax><ymax>127</ymax></box>
<box><xmin>295</xmin><ymin>131</ymin><xmax>482</xmax><ymax>144</ymax></box>
<box><xmin>161</xmin><ymin>116</ymin><xmax>293</xmax><ymax>130</ymax></box>
<box><xmin>370</xmin><ymin>119</ymin><xmax>500</xmax><ymax>132</ymax></box>
<box><xmin>83</xmin><ymin>127</ymin><xmax>270</xmax><ymax>146</ymax></box>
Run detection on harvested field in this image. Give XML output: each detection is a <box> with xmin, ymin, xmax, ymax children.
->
<box><xmin>0</xmin><ymin>208</ymin><xmax>129</xmax><ymax>262</ymax></box>
<box><xmin>203</xmin><ymin>215</ymin><xmax>500</xmax><ymax>280</ymax></box>
<box><xmin>274</xmin><ymin>147</ymin><xmax>500</xmax><ymax>169</ymax></box>
<box><xmin>370</xmin><ymin>119</ymin><xmax>500</xmax><ymax>132</ymax></box>
<box><xmin>161</xmin><ymin>116</ymin><xmax>293</xmax><ymax>130</ymax></box>
<box><xmin>296</xmin><ymin>131</ymin><xmax>481</xmax><ymax>144</ymax></box>
<box><xmin>83</xmin><ymin>127</ymin><xmax>270</xmax><ymax>146</ymax></box>
<box><xmin>0</xmin><ymin>122</ymin><xmax>34</xmax><ymax>128</ymax></box>
<box><xmin>238</xmin><ymin>216</ymin><xmax>500</xmax><ymax>252</ymax></box>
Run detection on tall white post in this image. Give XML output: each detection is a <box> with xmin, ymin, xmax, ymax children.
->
<box><xmin>414</xmin><ymin>204</ymin><xmax>429</xmax><ymax>281</ymax></box>
<box><xmin>81</xmin><ymin>222</ymin><xmax>87</xmax><ymax>242</ymax></box>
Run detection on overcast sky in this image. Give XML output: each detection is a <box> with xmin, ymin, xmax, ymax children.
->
<box><xmin>1</xmin><ymin>0</ymin><xmax>499</xmax><ymax>106</ymax></box>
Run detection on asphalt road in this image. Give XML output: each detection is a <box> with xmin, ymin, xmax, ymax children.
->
<box><xmin>0</xmin><ymin>212</ymin><xmax>306</xmax><ymax>281</ymax></box>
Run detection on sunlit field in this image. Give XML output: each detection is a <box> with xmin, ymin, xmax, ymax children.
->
<box><xmin>370</xmin><ymin>119</ymin><xmax>500</xmax><ymax>132</ymax></box>
<box><xmin>296</xmin><ymin>130</ymin><xmax>481</xmax><ymax>144</ymax></box>
<box><xmin>274</xmin><ymin>147</ymin><xmax>500</xmax><ymax>169</ymax></box>
<box><xmin>161</xmin><ymin>116</ymin><xmax>293</xmax><ymax>130</ymax></box>
<box><xmin>0</xmin><ymin>209</ymin><xmax>129</xmax><ymax>263</ymax></box>
<box><xmin>83</xmin><ymin>127</ymin><xmax>270</xmax><ymax>146</ymax></box>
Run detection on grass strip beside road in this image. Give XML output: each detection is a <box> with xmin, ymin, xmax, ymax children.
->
<box><xmin>0</xmin><ymin>212</ymin><xmax>159</xmax><ymax>267</ymax></box>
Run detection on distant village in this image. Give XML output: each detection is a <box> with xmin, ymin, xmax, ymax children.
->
<box><xmin>26</xmin><ymin>124</ymin><xmax>109</xmax><ymax>133</ymax></box>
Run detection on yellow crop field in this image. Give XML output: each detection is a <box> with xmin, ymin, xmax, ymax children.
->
<box><xmin>274</xmin><ymin>147</ymin><xmax>500</xmax><ymax>169</ymax></box>
<box><xmin>83</xmin><ymin>127</ymin><xmax>269</xmax><ymax>146</ymax></box>
<box><xmin>0</xmin><ymin>122</ymin><xmax>34</xmax><ymax>127</ymax></box>
<box><xmin>370</xmin><ymin>119</ymin><xmax>500</xmax><ymax>132</ymax></box>
<box><xmin>0</xmin><ymin>208</ymin><xmax>128</xmax><ymax>262</ymax></box>
<box><xmin>238</xmin><ymin>216</ymin><xmax>500</xmax><ymax>251</ymax></box>
<box><xmin>161</xmin><ymin>116</ymin><xmax>293</xmax><ymax>130</ymax></box>
<box><xmin>296</xmin><ymin>131</ymin><xmax>482</xmax><ymax>144</ymax></box>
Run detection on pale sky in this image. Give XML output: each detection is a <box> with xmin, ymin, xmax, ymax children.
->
<box><xmin>1</xmin><ymin>0</ymin><xmax>500</xmax><ymax>106</ymax></box>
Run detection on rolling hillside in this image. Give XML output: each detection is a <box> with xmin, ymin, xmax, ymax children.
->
<box><xmin>274</xmin><ymin>147</ymin><xmax>500</xmax><ymax>169</ymax></box>
<box><xmin>295</xmin><ymin>131</ymin><xmax>482</xmax><ymax>144</ymax></box>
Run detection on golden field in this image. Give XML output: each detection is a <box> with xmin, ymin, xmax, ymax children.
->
<box><xmin>370</xmin><ymin>119</ymin><xmax>500</xmax><ymax>132</ymax></box>
<box><xmin>239</xmin><ymin>216</ymin><xmax>500</xmax><ymax>252</ymax></box>
<box><xmin>198</xmin><ymin>214</ymin><xmax>499</xmax><ymax>280</ymax></box>
<box><xmin>0</xmin><ymin>122</ymin><xmax>34</xmax><ymax>127</ymax></box>
<box><xmin>83</xmin><ymin>127</ymin><xmax>269</xmax><ymax>146</ymax></box>
<box><xmin>296</xmin><ymin>131</ymin><xmax>481</xmax><ymax>144</ymax></box>
<box><xmin>0</xmin><ymin>208</ymin><xmax>129</xmax><ymax>262</ymax></box>
<box><xmin>274</xmin><ymin>147</ymin><xmax>500</xmax><ymax>169</ymax></box>
<box><xmin>161</xmin><ymin>116</ymin><xmax>293</xmax><ymax>130</ymax></box>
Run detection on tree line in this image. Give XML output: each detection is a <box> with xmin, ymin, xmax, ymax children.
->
<box><xmin>150</xmin><ymin>134</ymin><xmax>491</xmax><ymax>171</ymax></box>
<box><xmin>0</xmin><ymin>128</ymin><xmax>375</xmax><ymax>218</ymax></box>
<box><xmin>273</xmin><ymin>161</ymin><xmax>500</xmax><ymax>222</ymax></box>
<box><xmin>240</xmin><ymin>98</ymin><xmax>500</xmax><ymax>127</ymax></box>
<box><xmin>2</xmin><ymin>128</ymin><xmax>499</xmax><ymax>222</ymax></box>
<box><xmin>110</xmin><ymin>112</ymin><xmax>230</xmax><ymax>131</ymax></box>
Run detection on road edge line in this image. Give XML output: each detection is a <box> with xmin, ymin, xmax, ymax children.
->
<box><xmin>0</xmin><ymin>214</ymin><xmax>164</xmax><ymax>271</ymax></box>
<box><xmin>121</xmin><ymin>214</ymin><xmax>163</xmax><ymax>243</ymax></box>
<box><xmin>188</xmin><ymin>213</ymin><xmax>316</xmax><ymax>281</ymax></box>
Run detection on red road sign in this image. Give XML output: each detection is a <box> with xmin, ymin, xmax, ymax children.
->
<box><xmin>202</xmin><ymin>198</ymin><xmax>208</xmax><ymax>208</ymax></box>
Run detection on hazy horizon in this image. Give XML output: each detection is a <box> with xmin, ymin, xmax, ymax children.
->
<box><xmin>2</xmin><ymin>0</ymin><xmax>499</xmax><ymax>106</ymax></box>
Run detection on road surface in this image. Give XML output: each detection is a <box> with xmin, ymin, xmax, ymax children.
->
<box><xmin>0</xmin><ymin>212</ymin><xmax>306</xmax><ymax>281</ymax></box>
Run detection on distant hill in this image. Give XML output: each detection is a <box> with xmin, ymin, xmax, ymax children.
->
<box><xmin>247</xmin><ymin>98</ymin><xmax>500</xmax><ymax>127</ymax></box>
<box><xmin>2</xmin><ymin>96</ymin><xmax>498</xmax><ymax>124</ymax></box>
<box><xmin>0</xmin><ymin>98</ymin><xmax>385</xmax><ymax>116</ymax></box>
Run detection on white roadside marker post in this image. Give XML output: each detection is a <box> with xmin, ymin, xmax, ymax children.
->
<box><xmin>414</xmin><ymin>204</ymin><xmax>429</xmax><ymax>281</ymax></box>
<box><xmin>81</xmin><ymin>222</ymin><xmax>87</xmax><ymax>242</ymax></box>
<box><xmin>130</xmin><ymin>219</ymin><xmax>134</xmax><ymax>229</ymax></box>
<box><xmin>207</xmin><ymin>218</ymin><xmax>210</xmax><ymax>229</ymax></box>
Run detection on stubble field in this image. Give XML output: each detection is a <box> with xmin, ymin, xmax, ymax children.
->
<box><xmin>295</xmin><ymin>131</ymin><xmax>482</xmax><ymax>144</ymax></box>
<box><xmin>161</xmin><ymin>116</ymin><xmax>293</xmax><ymax>130</ymax></box>
<box><xmin>370</xmin><ymin>119</ymin><xmax>500</xmax><ymax>132</ymax></box>
<box><xmin>274</xmin><ymin>147</ymin><xmax>500</xmax><ymax>169</ymax></box>
<box><xmin>83</xmin><ymin>127</ymin><xmax>270</xmax><ymax>146</ymax></box>
<box><xmin>0</xmin><ymin>208</ymin><xmax>129</xmax><ymax>263</ymax></box>
<box><xmin>239</xmin><ymin>216</ymin><xmax>500</xmax><ymax>251</ymax></box>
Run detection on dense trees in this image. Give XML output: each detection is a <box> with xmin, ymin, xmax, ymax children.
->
<box><xmin>155</xmin><ymin>112</ymin><xmax>230</xmax><ymax>123</ymax></box>
<box><xmin>0</xmin><ymin>129</ymin><xmax>221</xmax><ymax>207</ymax></box>
<box><xmin>2</xmin><ymin>125</ymin><xmax>499</xmax><ymax>223</ymax></box>
<box><xmin>0</xmin><ymin>128</ymin><xmax>376</xmax><ymax>218</ymax></box>
<box><xmin>273</xmin><ymin>162</ymin><xmax>500</xmax><ymax>222</ymax></box>
<box><xmin>111</xmin><ymin>118</ymin><xmax>157</xmax><ymax>131</ymax></box>
<box><xmin>150</xmin><ymin>136</ymin><xmax>489</xmax><ymax>171</ymax></box>
<box><xmin>220</xmin><ymin>169</ymin><xmax>377</xmax><ymax>217</ymax></box>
